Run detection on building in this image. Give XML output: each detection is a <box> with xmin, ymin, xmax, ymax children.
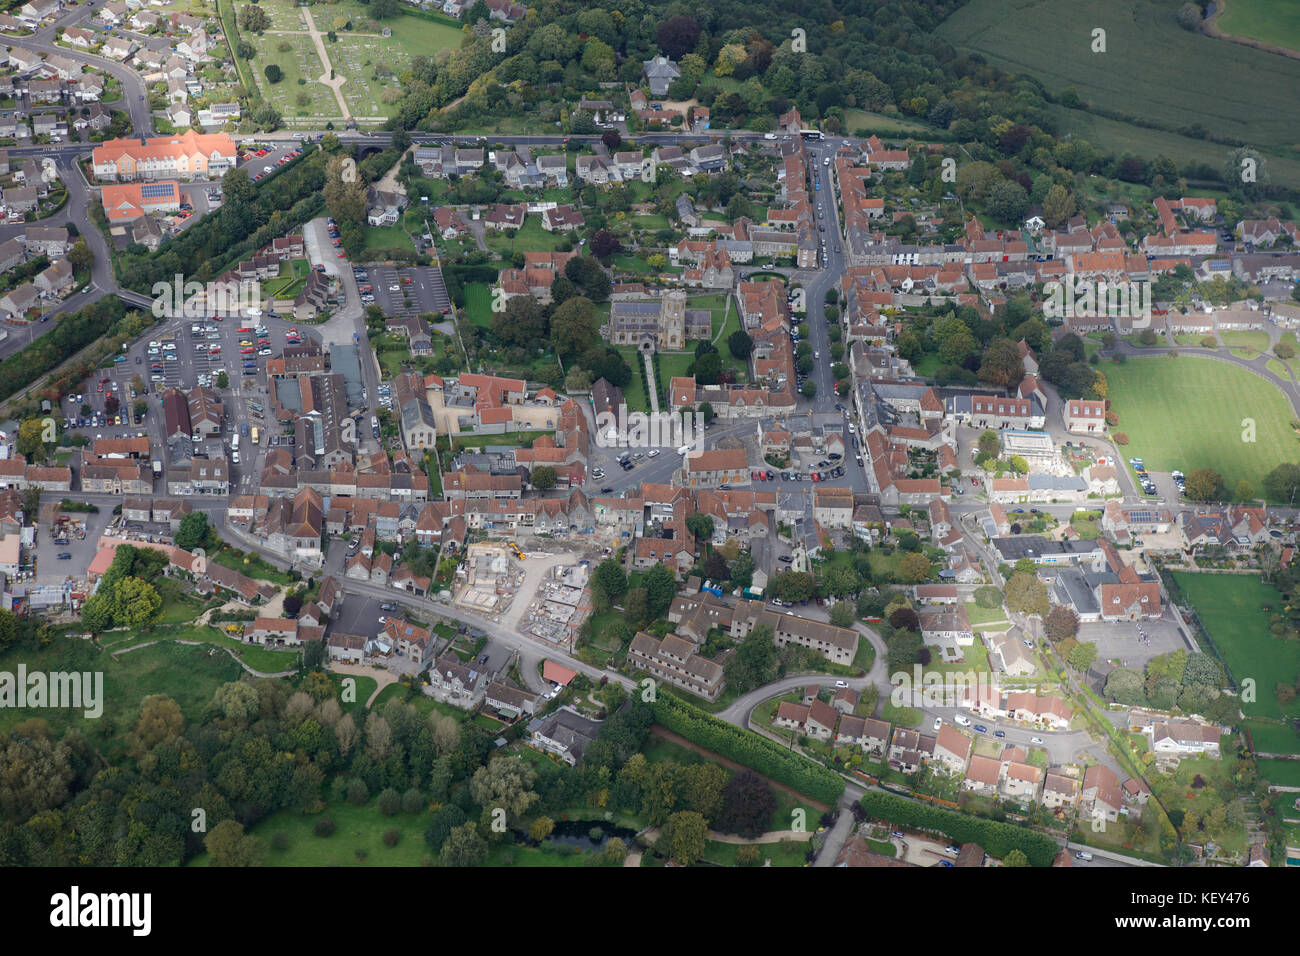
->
<box><xmin>608</xmin><ymin>291</ymin><xmax>711</xmax><ymax>350</ymax></box>
<box><xmin>100</xmin><ymin>180</ymin><xmax>181</xmax><ymax>222</ymax></box>
<box><xmin>91</xmin><ymin>130</ymin><xmax>236</xmax><ymax>181</ymax></box>
<box><xmin>627</xmin><ymin>631</ymin><xmax>724</xmax><ymax>701</ymax></box>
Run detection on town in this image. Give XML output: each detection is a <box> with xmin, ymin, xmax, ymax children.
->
<box><xmin>0</xmin><ymin>0</ymin><xmax>1294</xmax><ymax>883</ymax></box>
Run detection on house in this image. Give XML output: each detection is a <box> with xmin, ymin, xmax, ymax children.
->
<box><xmin>987</xmin><ymin>629</ymin><xmax>1035</xmax><ymax>677</ymax></box>
<box><xmin>933</xmin><ymin>724</ymin><xmax>972</xmax><ymax>775</ymax></box>
<box><xmin>100</xmin><ymin>179</ymin><xmax>181</xmax><ymax>222</ymax></box>
<box><xmin>627</xmin><ymin>631</ymin><xmax>724</xmax><ymax>701</ymax></box>
<box><xmin>33</xmin><ymin>258</ymin><xmax>73</xmax><ymax>297</ymax></box>
<box><xmin>963</xmin><ymin>754</ymin><xmax>1001</xmax><ymax>795</ymax></box>
<box><xmin>92</xmin><ymin>130</ymin><xmax>236</xmax><ymax>181</ymax></box>
<box><xmin>1150</xmin><ymin>719</ymin><xmax>1221</xmax><ymax>760</ymax></box>
<box><xmin>641</xmin><ymin>55</ymin><xmax>680</xmax><ymax>97</ymax></box>
<box><xmin>528</xmin><ymin>706</ymin><xmax>601</xmax><ymax>766</ymax></box>
<box><xmin>1081</xmin><ymin>765</ymin><xmax>1122</xmax><ymax>823</ymax></box>
<box><xmin>1064</xmin><ymin>399</ymin><xmax>1106</xmax><ymax>434</ymax></box>
<box><xmin>540</xmin><ymin>204</ymin><xmax>584</xmax><ymax>232</ymax></box>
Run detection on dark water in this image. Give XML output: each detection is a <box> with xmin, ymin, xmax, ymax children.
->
<box><xmin>542</xmin><ymin>819</ymin><xmax>639</xmax><ymax>851</ymax></box>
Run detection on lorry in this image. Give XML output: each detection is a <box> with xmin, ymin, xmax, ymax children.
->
<box><xmin>151</xmin><ymin>459</ymin><xmax>163</xmax><ymax>478</ymax></box>
<box><xmin>700</xmin><ymin>580</ymin><xmax>724</xmax><ymax>597</ymax></box>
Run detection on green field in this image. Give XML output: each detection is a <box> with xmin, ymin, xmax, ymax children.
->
<box><xmin>843</xmin><ymin>108</ymin><xmax>935</xmax><ymax>137</ymax></box>
<box><xmin>1245</xmin><ymin>719</ymin><xmax>1300</xmax><ymax>755</ymax></box>
<box><xmin>1172</xmin><ymin>572</ymin><xmax>1300</xmax><ymax>722</ymax></box>
<box><xmin>1215</xmin><ymin>0</ymin><xmax>1300</xmax><ymax>53</ymax></box>
<box><xmin>250</xmin><ymin>32</ymin><xmax>338</xmax><ymax>119</ymax></box>
<box><xmin>1257</xmin><ymin>758</ymin><xmax>1300</xmax><ymax>788</ymax></box>
<box><xmin>1218</xmin><ymin>331</ymin><xmax>1271</xmax><ymax>353</ymax></box>
<box><xmin>1104</xmin><ymin>355</ymin><xmax>1298</xmax><ymax>495</ymax></box>
<box><xmin>937</xmin><ymin>0</ymin><xmax>1300</xmax><ymax>183</ymax></box>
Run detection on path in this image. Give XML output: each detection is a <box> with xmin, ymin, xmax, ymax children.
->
<box><xmin>301</xmin><ymin>7</ymin><xmax>351</xmax><ymax>123</ymax></box>
<box><xmin>328</xmin><ymin>660</ymin><xmax>400</xmax><ymax>706</ymax></box>
<box><xmin>110</xmin><ymin>637</ymin><xmax>296</xmax><ymax>678</ymax></box>
<box><xmin>643</xmin><ymin>351</ymin><xmax>660</xmax><ymax>413</ymax></box>
<box><xmin>640</xmin><ymin>825</ymin><xmax>811</xmax><ymax>845</ymax></box>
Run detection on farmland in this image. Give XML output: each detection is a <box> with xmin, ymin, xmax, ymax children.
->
<box><xmin>936</xmin><ymin>0</ymin><xmax>1300</xmax><ymax>186</ymax></box>
<box><xmin>1103</xmin><ymin>355</ymin><xmax>1298</xmax><ymax>496</ymax></box>
<box><xmin>1213</xmin><ymin>0</ymin><xmax>1300</xmax><ymax>54</ymax></box>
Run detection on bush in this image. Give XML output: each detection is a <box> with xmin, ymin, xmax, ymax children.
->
<box><xmin>378</xmin><ymin>787</ymin><xmax>401</xmax><ymax>816</ymax></box>
<box><xmin>346</xmin><ymin>779</ymin><xmax>369</xmax><ymax>807</ymax></box>
<box><xmin>314</xmin><ymin>816</ymin><xmax>336</xmax><ymax>837</ymax></box>
<box><xmin>1114</xmin><ymin>432</ymin><xmax>1129</xmax><ymax>445</ymax></box>
<box><xmin>271</xmin><ymin>831</ymin><xmax>289</xmax><ymax>851</ymax></box>
<box><xmin>973</xmin><ymin>586</ymin><xmax>1003</xmax><ymax>609</ymax></box>
<box><xmin>401</xmin><ymin>788</ymin><xmax>425</xmax><ymax>815</ymax></box>
<box><xmin>382</xmin><ymin>829</ymin><xmax>401</xmax><ymax>847</ymax></box>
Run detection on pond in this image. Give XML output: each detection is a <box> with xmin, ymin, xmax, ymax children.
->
<box><xmin>541</xmin><ymin>819</ymin><xmax>639</xmax><ymax>852</ymax></box>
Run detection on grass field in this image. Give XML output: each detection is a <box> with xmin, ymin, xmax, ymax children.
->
<box><xmin>937</xmin><ymin>0</ymin><xmax>1300</xmax><ymax>184</ymax></box>
<box><xmin>1218</xmin><ymin>330</ymin><xmax>1271</xmax><ymax>353</ymax></box>
<box><xmin>251</xmin><ymin>32</ymin><xmax>338</xmax><ymax>119</ymax></box>
<box><xmin>1245</xmin><ymin>719</ymin><xmax>1300</xmax><ymax>755</ymax></box>
<box><xmin>1257</xmin><ymin>758</ymin><xmax>1300</xmax><ymax>788</ymax></box>
<box><xmin>1103</xmin><ymin>355</ymin><xmax>1298</xmax><ymax>495</ymax></box>
<box><xmin>1172</xmin><ymin>572</ymin><xmax>1300</xmax><ymax>722</ymax></box>
<box><xmin>843</xmin><ymin>108</ymin><xmax>934</xmax><ymax>137</ymax></box>
<box><xmin>0</xmin><ymin>640</ymin><xmax>242</xmax><ymax>743</ymax></box>
<box><xmin>189</xmin><ymin>798</ymin><xmax>433</xmax><ymax>866</ymax></box>
<box><xmin>1215</xmin><ymin>0</ymin><xmax>1300</xmax><ymax>53</ymax></box>
<box><xmin>483</xmin><ymin>218</ymin><xmax>570</xmax><ymax>256</ymax></box>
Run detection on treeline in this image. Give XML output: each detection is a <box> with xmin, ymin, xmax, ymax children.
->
<box><xmin>116</xmin><ymin>147</ymin><xmax>327</xmax><ymax>294</ymax></box>
<box><xmin>859</xmin><ymin>790</ymin><xmax>1060</xmax><ymax>867</ymax></box>
<box><xmin>0</xmin><ymin>295</ymin><xmax>127</xmax><ymax>406</ymax></box>
<box><xmin>649</xmin><ymin>692</ymin><xmax>845</xmax><ymax>805</ymax></box>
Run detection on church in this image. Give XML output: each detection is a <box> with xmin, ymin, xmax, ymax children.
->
<box><xmin>607</xmin><ymin>290</ymin><xmax>712</xmax><ymax>351</ymax></box>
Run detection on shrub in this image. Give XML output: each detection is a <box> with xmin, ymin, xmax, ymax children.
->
<box><xmin>859</xmin><ymin>792</ymin><xmax>1057</xmax><ymax>866</ymax></box>
<box><xmin>1114</xmin><ymin>432</ymin><xmax>1129</xmax><ymax>445</ymax></box>
<box><xmin>382</xmin><ymin>829</ymin><xmax>401</xmax><ymax>847</ymax></box>
<box><xmin>346</xmin><ymin>778</ymin><xmax>369</xmax><ymax>807</ymax></box>
<box><xmin>401</xmin><ymin>788</ymin><xmax>425</xmax><ymax>815</ymax></box>
<box><xmin>270</xmin><ymin>831</ymin><xmax>289</xmax><ymax>851</ymax></box>
<box><xmin>378</xmin><ymin>787</ymin><xmax>401</xmax><ymax>816</ymax></box>
<box><xmin>314</xmin><ymin>816</ymin><xmax>336</xmax><ymax>837</ymax></box>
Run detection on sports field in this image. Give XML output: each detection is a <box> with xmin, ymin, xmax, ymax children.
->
<box><xmin>936</xmin><ymin>0</ymin><xmax>1300</xmax><ymax>172</ymax></box>
<box><xmin>1214</xmin><ymin>0</ymin><xmax>1300</xmax><ymax>54</ymax></box>
<box><xmin>1104</xmin><ymin>355</ymin><xmax>1298</xmax><ymax>495</ymax></box>
<box><xmin>1171</xmin><ymin>572</ymin><xmax>1300</xmax><ymax>722</ymax></box>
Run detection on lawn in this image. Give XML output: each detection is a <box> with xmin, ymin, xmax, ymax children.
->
<box><xmin>483</xmin><ymin>218</ymin><xmax>570</xmax><ymax>256</ymax></box>
<box><xmin>935</xmin><ymin>0</ymin><xmax>1300</xmax><ymax>161</ymax></box>
<box><xmin>364</xmin><ymin>226</ymin><xmax>415</xmax><ymax>253</ymax></box>
<box><xmin>1245</xmin><ymin>719</ymin><xmax>1300</xmax><ymax>756</ymax></box>
<box><xmin>1257</xmin><ymin>758</ymin><xmax>1300</xmax><ymax>789</ymax></box>
<box><xmin>188</xmin><ymin>798</ymin><xmax>433</xmax><ymax>866</ymax></box>
<box><xmin>461</xmin><ymin>282</ymin><xmax>494</xmax><ymax>330</ymax></box>
<box><xmin>702</xmin><ymin>836</ymin><xmax>811</xmax><ymax>867</ymax></box>
<box><xmin>212</xmin><ymin>544</ymin><xmax>293</xmax><ymax>585</ymax></box>
<box><xmin>617</xmin><ymin>349</ymin><xmax>651</xmax><ymax>413</ymax></box>
<box><xmin>1103</xmin><ymin>355</ymin><xmax>1298</xmax><ymax>496</ymax></box>
<box><xmin>1218</xmin><ymin>331</ymin><xmax>1271</xmax><ymax>353</ymax></box>
<box><xmin>965</xmin><ymin>602</ymin><xmax>1008</xmax><ymax>627</ymax></box>
<box><xmin>250</xmin><ymin>31</ymin><xmax>338</xmax><ymax>120</ymax></box>
<box><xmin>1215</xmin><ymin>0</ymin><xmax>1300</xmax><ymax>54</ymax></box>
<box><xmin>262</xmin><ymin>259</ymin><xmax>312</xmax><ymax>299</ymax></box>
<box><xmin>1172</xmin><ymin>572</ymin><xmax>1300</xmax><ymax>721</ymax></box>
<box><xmin>843</xmin><ymin>108</ymin><xmax>934</xmax><ymax>137</ymax></box>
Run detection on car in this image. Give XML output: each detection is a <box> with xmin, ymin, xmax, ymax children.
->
<box><xmin>1023</xmin><ymin>638</ymin><xmax>1033</xmax><ymax>648</ymax></box>
<box><xmin>973</xmin><ymin>724</ymin><xmax>988</xmax><ymax>734</ymax></box>
<box><xmin>1075</xmin><ymin>851</ymin><xmax>1093</xmax><ymax>862</ymax></box>
<box><xmin>647</xmin><ymin>449</ymin><xmax>659</xmax><ymax>458</ymax></box>
<box><xmin>955</xmin><ymin>714</ymin><xmax>972</xmax><ymax>727</ymax></box>
<box><xmin>478</xmin><ymin>655</ymin><xmax>489</xmax><ymax>664</ymax></box>
<box><xmin>933</xmin><ymin>717</ymin><xmax>943</xmax><ymax>731</ymax></box>
<box><xmin>57</xmin><ymin>552</ymin><xmax>72</xmax><ymax>560</ymax></box>
<box><xmin>1030</xmin><ymin>736</ymin><xmax>1043</xmax><ymax>745</ymax></box>
<box><xmin>834</xmin><ymin>680</ymin><xmax>848</xmax><ymax>689</ymax></box>
<box><xmin>377</xmin><ymin>616</ymin><xmax>387</xmax><ymax>625</ymax></box>
<box><xmin>599</xmin><ymin>486</ymin><xmax>613</xmax><ymax>494</ymax></box>
<box><xmin>993</xmin><ymin>730</ymin><xmax>1006</xmax><ymax>738</ymax></box>
<box><xmin>778</xmin><ymin>554</ymin><xmax>793</xmax><ymax>563</ymax></box>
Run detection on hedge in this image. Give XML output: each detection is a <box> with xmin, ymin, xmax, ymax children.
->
<box><xmin>649</xmin><ymin>693</ymin><xmax>845</xmax><ymax>805</ymax></box>
<box><xmin>859</xmin><ymin>791</ymin><xmax>1059</xmax><ymax>867</ymax></box>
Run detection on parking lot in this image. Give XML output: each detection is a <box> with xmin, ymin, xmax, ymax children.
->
<box><xmin>359</xmin><ymin>264</ymin><xmax>452</xmax><ymax>317</ymax></box>
<box><xmin>1079</xmin><ymin>616</ymin><xmax>1192</xmax><ymax>670</ymax></box>
<box><xmin>33</xmin><ymin>505</ymin><xmax>114</xmax><ymax>586</ymax></box>
<box><xmin>238</xmin><ymin>143</ymin><xmax>304</xmax><ymax>183</ymax></box>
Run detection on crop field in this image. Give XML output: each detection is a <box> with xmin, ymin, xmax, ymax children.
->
<box><xmin>1103</xmin><ymin>355</ymin><xmax>1298</xmax><ymax>496</ymax></box>
<box><xmin>1171</xmin><ymin>572</ymin><xmax>1300</xmax><ymax>722</ymax></box>
<box><xmin>937</xmin><ymin>0</ymin><xmax>1300</xmax><ymax>180</ymax></box>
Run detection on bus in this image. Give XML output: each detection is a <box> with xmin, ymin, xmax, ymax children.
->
<box><xmin>250</xmin><ymin>426</ymin><xmax>260</xmax><ymax>446</ymax></box>
<box><xmin>799</xmin><ymin>129</ymin><xmax>822</xmax><ymax>141</ymax></box>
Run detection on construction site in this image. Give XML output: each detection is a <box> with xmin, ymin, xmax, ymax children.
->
<box><xmin>452</xmin><ymin>542</ymin><xmax>523</xmax><ymax>619</ymax></box>
<box><xmin>517</xmin><ymin>560</ymin><xmax>590</xmax><ymax>651</ymax></box>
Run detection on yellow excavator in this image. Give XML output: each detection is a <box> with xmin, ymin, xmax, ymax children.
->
<box><xmin>509</xmin><ymin>541</ymin><xmax>525</xmax><ymax>560</ymax></box>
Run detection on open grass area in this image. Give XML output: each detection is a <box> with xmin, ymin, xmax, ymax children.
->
<box><xmin>1103</xmin><ymin>355</ymin><xmax>1298</xmax><ymax>495</ymax></box>
<box><xmin>0</xmin><ymin>639</ymin><xmax>242</xmax><ymax>743</ymax></box>
<box><xmin>213</xmin><ymin>544</ymin><xmax>293</xmax><ymax>585</ymax></box>
<box><xmin>1172</xmin><ymin>572</ymin><xmax>1300</xmax><ymax>722</ymax></box>
<box><xmin>935</xmin><ymin>0</ymin><xmax>1300</xmax><ymax>162</ymax></box>
<box><xmin>1214</xmin><ymin>0</ymin><xmax>1300</xmax><ymax>53</ymax></box>
<box><xmin>262</xmin><ymin>259</ymin><xmax>311</xmax><ymax>298</ymax></box>
<box><xmin>843</xmin><ymin>108</ymin><xmax>934</xmax><ymax>137</ymax></box>
<box><xmin>1245</xmin><ymin>719</ymin><xmax>1300</xmax><ymax>755</ymax></box>
<box><xmin>189</xmin><ymin>798</ymin><xmax>433</xmax><ymax>866</ymax></box>
<box><xmin>461</xmin><ymin>282</ymin><xmax>494</xmax><ymax>330</ymax></box>
<box><xmin>1257</xmin><ymin>758</ymin><xmax>1300</xmax><ymax>788</ymax></box>
<box><xmin>483</xmin><ymin>218</ymin><xmax>570</xmax><ymax>256</ymax></box>
<box><xmin>1218</xmin><ymin>330</ymin><xmax>1271</xmax><ymax>353</ymax></box>
<box><xmin>617</xmin><ymin>349</ymin><xmax>652</xmax><ymax>413</ymax></box>
<box><xmin>250</xmin><ymin>31</ymin><xmax>338</xmax><ymax>120</ymax></box>
<box><xmin>364</xmin><ymin>225</ymin><xmax>415</xmax><ymax>253</ymax></box>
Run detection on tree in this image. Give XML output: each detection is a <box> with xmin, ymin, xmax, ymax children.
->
<box><xmin>114</xmin><ymin>577</ymin><xmax>162</xmax><ymax>627</ymax></box>
<box><xmin>715</xmin><ymin>770</ymin><xmax>776</xmax><ymax>838</ymax></box>
<box><xmin>1045</xmin><ymin>605</ymin><xmax>1078</xmax><ymax>644</ymax></box>
<box><xmin>800</xmin><ymin>379</ymin><xmax>818</xmax><ymax>398</ymax></box>
<box><xmin>174</xmin><ymin>511</ymin><xmax>209</xmax><ymax>551</ymax></box>
<box><xmin>441</xmin><ymin>822</ymin><xmax>487</xmax><ymax>866</ymax></box>
<box><xmin>624</xmin><ymin>587</ymin><xmax>649</xmax><ymax>628</ymax></box>
<box><xmin>1003</xmin><ymin>848</ymin><xmax>1030</xmax><ymax>867</ymax></box>
<box><xmin>1042</xmin><ymin>184</ymin><xmax>1075</xmax><ymax>228</ymax></box>
<box><xmin>530</xmin><ymin>466</ymin><xmax>557</xmax><ymax>491</ymax></box>
<box><xmin>215</xmin><ymin>370</ymin><xmax>229</xmax><ymax>389</ymax></box>
<box><xmin>978</xmin><ymin>338</ymin><xmax>1025</xmax><ymax>389</ymax></box>
<box><xmin>204</xmin><ymin>819</ymin><xmax>264</xmax><ymax>867</ymax></box>
<box><xmin>1005</xmin><ymin>572</ymin><xmax>1049</xmax><ymax>617</ymax></box>
<box><xmin>1234</xmin><ymin>480</ymin><xmax>1254</xmax><ymax>503</ymax></box>
<box><xmin>593</xmin><ymin>559</ymin><xmax>628</xmax><ymax>602</ymax></box>
<box><xmin>1264</xmin><ymin>463</ymin><xmax>1300</xmax><ymax>503</ymax></box>
<box><xmin>897</xmin><ymin>552</ymin><xmax>932</xmax><ymax>584</ymax></box>
<box><xmin>977</xmin><ymin>429</ymin><xmax>1000</xmax><ymax>459</ymax></box>
<box><xmin>264</xmin><ymin>63</ymin><xmax>283</xmax><ymax>84</ymax></box>
<box><xmin>470</xmin><ymin>755</ymin><xmax>538</xmax><ymax>825</ymax></box>
<box><xmin>238</xmin><ymin>4</ymin><xmax>268</xmax><ymax>32</ymax></box>
<box><xmin>725</xmin><ymin>624</ymin><xmax>779</xmax><ymax>693</ymax></box>
<box><xmin>529</xmin><ymin>816</ymin><xmax>555</xmax><ymax>842</ymax></box>
<box><xmin>729</xmin><ymin>550</ymin><xmax>755</xmax><ymax>591</ymax></box>
<box><xmin>66</xmin><ymin>240</ymin><xmax>94</xmax><ymax>275</ymax></box>
<box><xmin>986</xmin><ymin>180</ymin><xmax>1028</xmax><ymax>222</ymax></box>
<box><xmin>590</xmin><ymin>229</ymin><xmax>620</xmax><ymax>259</ymax></box>
<box><xmin>829</xmin><ymin>603</ymin><xmax>856</xmax><ymax>628</ymax></box>
<box><xmin>728</xmin><ymin>329</ymin><xmax>753</xmax><ymax>361</ymax></box>
<box><xmin>371</xmin><ymin>0</ymin><xmax>399</xmax><ymax>18</ymax></box>
<box><xmin>1068</xmin><ymin>641</ymin><xmax>1097</xmax><ymax>671</ymax></box>
<box><xmin>491</xmin><ymin>294</ymin><xmax>546</xmax><ymax>348</ymax></box>
<box><xmin>656</xmin><ymin>15</ymin><xmax>700</xmax><ymax>59</ymax></box>
<box><xmin>1184</xmin><ymin>468</ymin><xmax>1224</xmax><ymax>502</ymax></box>
<box><xmin>644</xmin><ymin>563</ymin><xmax>676</xmax><ymax>620</ymax></box>
<box><xmin>691</xmin><ymin>350</ymin><xmax>723</xmax><ymax>385</ymax></box>
<box><xmin>1177</xmin><ymin>2</ymin><xmax>1203</xmax><ymax>30</ymax></box>
<box><xmin>686</xmin><ymin>513</ymin><xmax>714</xmax><ymax>543</ymax></box>
<box><xmin>550</xmin><ymin>296</ymin><xmax>600</xmax><ymax>359</ymax></box>
<box><xmin>657</xmin><ymin>810</ymin><xmax>707</xmax><ymax>865</ymax></box>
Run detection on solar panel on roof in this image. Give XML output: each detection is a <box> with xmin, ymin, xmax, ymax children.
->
<box><xmin>140</xmin><ymin>182</ymin><xmax>174</xmax><ymax>199</ymax></box>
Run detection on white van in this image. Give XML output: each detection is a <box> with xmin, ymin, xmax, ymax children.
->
<box><xmin>231</xmin><ymin>434</ymin><xmax>240</xmax><ymax>451</ymax></box>
<box><xmin>955</xmin><ymin>714</ymin><xmax>972</xmax><ymax>727</ymax></box>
